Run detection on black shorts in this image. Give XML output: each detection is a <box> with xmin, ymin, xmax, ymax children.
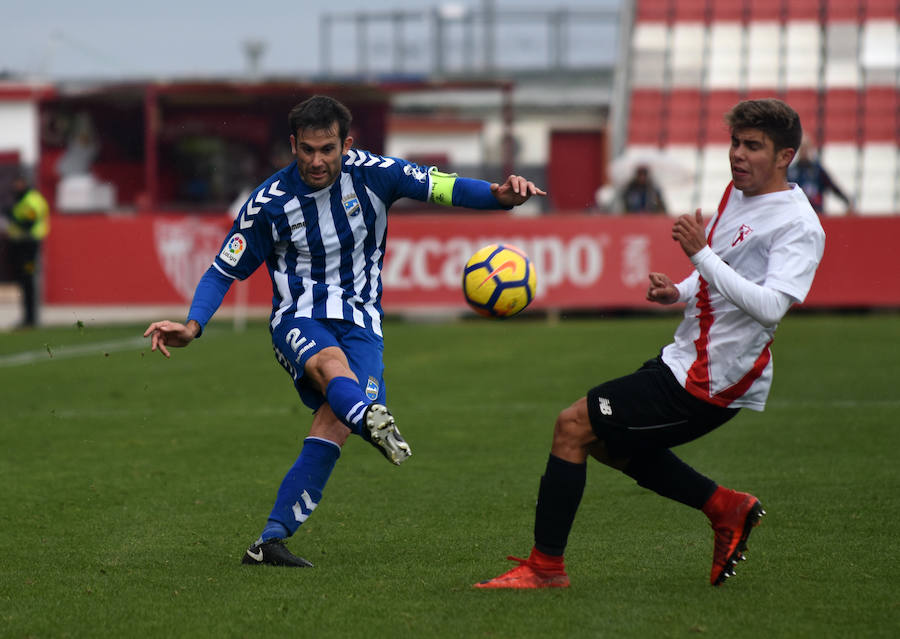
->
<box><xmin>586</xmin><ymin>357</ymin><xmax>740</xmax><ymax>458</ymax></box>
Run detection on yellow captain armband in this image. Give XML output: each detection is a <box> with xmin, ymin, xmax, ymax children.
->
<box><xmin>428</xmin><ymin>168</ymin><xmax>458</xmax><ymax>206</ymax></box>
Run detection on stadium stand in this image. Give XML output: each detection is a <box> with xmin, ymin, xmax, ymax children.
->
<box><xmin>624</xmin><ymin>0</ymin><xmax>900</xmax><ymax>215</ymax></box>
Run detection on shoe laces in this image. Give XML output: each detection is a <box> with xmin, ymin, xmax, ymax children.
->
<box><xmin>489</xmin><ymin>556</ymin><xmax>537</xmax><ymax>580</ymax></box>
<box><xmin>505</xmin><ymin>555</ymin><xmax>566</xmax><ymax>576</ymax></box>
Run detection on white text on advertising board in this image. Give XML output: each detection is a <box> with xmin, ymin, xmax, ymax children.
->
<box><xmin>383</xmin><ymin>235</ymin><xmax>611</xmax><ymax>295</ymax></box>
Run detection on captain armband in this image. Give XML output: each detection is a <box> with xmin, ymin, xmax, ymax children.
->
<box><xmin>428</xmin><ymin>168</ymin><xmax>507</xmax><ymax>210</ymax></box>
<box><xmin>428</xmin><ymin>168</ymin><xmax>459</xmax><ymax>207</ymax></box>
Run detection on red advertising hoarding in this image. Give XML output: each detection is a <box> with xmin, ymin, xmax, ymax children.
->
<box><xmin>43</xmin><ymin>213</ymin><xmax>900</xmax><ymax>311</ymax></box>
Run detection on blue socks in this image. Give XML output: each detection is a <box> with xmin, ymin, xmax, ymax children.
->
<box><xmin>260</xmin><ymin>437</ymin><xmax>341</xmax><ymax>542</ymax></box>
<box><xmin>325</xmin><ymin>376</ymin><xmax>370</xmax><ymax>435</ymax></box>
<box><xmin>257</xmin><ymin>377</ymin><xmax>372</xmax><ymax>543</ymax></box>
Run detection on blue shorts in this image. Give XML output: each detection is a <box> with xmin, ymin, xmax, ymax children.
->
<box><xmin>271</xmin><ymin>317</ymin><xmax>386</xmax><ymax>412</ymax></box>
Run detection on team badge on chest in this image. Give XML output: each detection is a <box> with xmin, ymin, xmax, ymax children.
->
<box><xmin>342</xmin><ymin>193</ymin><xmax>361</xmax><ymax>217</ymax></box>
<box><xmin>732</xmin><ymin>224</ymin><xmax>753</xmax><ymax>247</ymax></box>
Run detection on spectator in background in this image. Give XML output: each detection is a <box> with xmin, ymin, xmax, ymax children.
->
<box><xmin>787</xmin><ymin>139</ymin><xmax>852</xmax><ymax>215</ymax></box>
<box><xmin>3</xmin><ymin>172</ymin><xmax>50</xmax><ymax>328</ymax></box>
<box><xmin>620</xmin><ymin>165</ymin><xmax>667</xmax><ymax>213</ymax></box>
<box><xmin>55</xmin><ymin>112</ymin><xmax>98</xmax><ymax>178</ymax></box>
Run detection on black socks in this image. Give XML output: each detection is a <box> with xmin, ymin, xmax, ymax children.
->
<box><xmin>534</xmin><ymin>454</ymin><xmax>587</xmax><ymax>556</ymax></box>
<box><xmin>623</xmin><ymin>448</ymin><xmax>717</xmax><ymax>510</ymax></box>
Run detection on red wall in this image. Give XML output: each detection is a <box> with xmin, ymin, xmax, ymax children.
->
<box><xmin>43</xmin><ymin>212</ymin><xmax>900</xmax><ymax>311</ymax></box>
<box><xmin>547</xmin><ymin>130</ymin><xmax>606</xmax><ymax>211</ymax></box>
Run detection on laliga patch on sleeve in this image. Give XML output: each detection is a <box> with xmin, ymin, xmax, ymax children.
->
<box><xmin>219</xmin><ymin>233</ymin><xmax>247</xmax><ymax>267</ymax></box>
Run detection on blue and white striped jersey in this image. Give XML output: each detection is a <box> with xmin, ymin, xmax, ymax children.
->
<box><xmin>212</xmin><ymin>150</ymin><xmax>433</xmax><ymax>337</ymax></box>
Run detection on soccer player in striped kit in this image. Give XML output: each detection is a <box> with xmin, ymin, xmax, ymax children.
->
<box><xmin>144</xmin><ymin>95</ymin><xmax>545</xmax><ymax>566</ymax></box>
<box><xmin>476</xmin><ymin>98</ymin><xmax>825</xmax><ymax>589</ymax></box>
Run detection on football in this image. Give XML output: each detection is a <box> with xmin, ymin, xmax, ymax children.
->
<box><xmin>462</xmin><ymin>243</ymin><xmax>537</xmax><ymax>318</ymax></box>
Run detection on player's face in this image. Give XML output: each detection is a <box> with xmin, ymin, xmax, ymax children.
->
<box><xmin>729</xmin><ymin>128</ymin><xmax>794</xmax><ymax>197</ymax></box>
<box><xmin>291</xmin><ymin>124</ymin><xmax>353</xmax><ymax>190</ymax></box>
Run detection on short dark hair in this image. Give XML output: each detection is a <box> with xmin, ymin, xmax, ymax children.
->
<box><xmin>725</xmin><ymin>98</ymin><xmax>803</xmax><ymax>153</ymax></box>
<box><xmin>288</xmin><ymin>95</ymin><xmax>352</xmax><ymax>141</ymax></box>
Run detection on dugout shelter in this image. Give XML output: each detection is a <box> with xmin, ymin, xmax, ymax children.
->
<box><xmin>34</xmin><ymin>81</ymin><xmax>395</xmax><ymax>213</ymax></box>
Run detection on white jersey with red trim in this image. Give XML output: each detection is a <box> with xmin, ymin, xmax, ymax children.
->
<box><xmin>661</xmin><ymin>182</ymin><xmax>825</xmax><ymax>410</ymax></box>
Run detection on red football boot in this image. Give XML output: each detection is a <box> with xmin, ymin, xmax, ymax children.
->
<box><xmin>474</xmin><ymin>549</ymin><xmax>570</xmax><ymax>589</ymax></box>
<box><xmin>704</xmin><ymin>488</ymin><xmax>766</xmax><ymax>586</ymax></box>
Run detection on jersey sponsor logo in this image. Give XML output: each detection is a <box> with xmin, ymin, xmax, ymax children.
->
<box><xmin>732</xmin><ymin>224</ymin><xmax>753</xmax><ymax>247</ymax></box>
<box><xmin>365</xmin><ymin>376</ymin><xmax>379</xmax><ymax>400</ymax></box>
<box><xmin>403</xmin><ymin>164</ymin><xmax>428</xmax><ymax>183</ymax></box>
<box><xmin>219</xmin><ymin>233</ymin><xmax>247</xmax><ymax>267</ymax></box>
<box><xmin>291</xmin><ymin>221</ymin><xmax>306</xmax><ymax>231</ymax></box>
<box><xmin>239</xmin><ymin>180</ymin><xmax>286</xmax><ymax>229</ymax></box>
<box><xmin>344</xmin><ymin>149</ymin><xmax>395</xmax><ymax>168</ymax></box>
<box><xmin>597</xmin><ymin>397</ymin><xmax>612</xmax><ymax>416</ymax></box>
<box><xmin>342</xmin><ymin>193</ymin><xmax>361</xmax><ymax>216</ymax></box>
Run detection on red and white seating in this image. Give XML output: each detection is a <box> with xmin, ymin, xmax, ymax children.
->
<box><xmin>624</xmin><ymin>0</ymin><xmax>899</xmax><ymax>215</ymax></box>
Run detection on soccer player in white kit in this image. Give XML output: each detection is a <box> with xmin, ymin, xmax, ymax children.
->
<box><xmin>476</xmin><ymin>98</ymin><xmax>825</xmax><ymax>589</ymax></box>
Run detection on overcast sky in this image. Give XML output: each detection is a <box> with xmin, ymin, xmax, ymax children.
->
<box><xmin>4</xmin><ymin>0</ymin><xmax>623</xmax><ymax>82</ymax></box>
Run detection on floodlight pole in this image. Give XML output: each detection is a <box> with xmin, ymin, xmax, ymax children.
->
<box><xmin>320</xmin><ymin>14</ymin><xmax>331</xmax><ymax>75</ymax></box>
<box><xmin>502</xmin><ymin>82</ymin><xmax>514</xmax><ymax>177</ymax></box>
<box><xmin>483</xmin><ymin>0</ymin><xmax>496</xmax><ymax>72</ymax></box>
<box><xmin>143</xmin><ymin>85</ymin><xmax>159</xmax><ymax>210</ymax></box>
<box><xmin>609</xmin><ymin>0</ymin><xmax>636</xmax><ymax>163</ymax></box>
<box><xmin>433</xmin><ymin>9</ymin><xmax>445</xmax><ymax>76</ymax></box>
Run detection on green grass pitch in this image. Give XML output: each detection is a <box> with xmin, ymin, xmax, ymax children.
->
<box><xmin>1</xmin><ymin>312</ymin><xmax>898</xmax><ymax>638</ymax></box>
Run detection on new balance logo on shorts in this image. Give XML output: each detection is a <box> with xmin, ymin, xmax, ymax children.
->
<box><xmin>597</xmin><ymin>397</ymin><xmax>613</xmax><ymax>416</ymax></box>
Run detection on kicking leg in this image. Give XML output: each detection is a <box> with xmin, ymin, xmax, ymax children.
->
<box><xmin>308</xmin><ymin>347</ymin><xmax>410</xmax><ymax>465</ymax></box>
<box><xmin>621</xmin><ymin>448</ymin><xmax>764</xmax><ymax>586</ymax></box>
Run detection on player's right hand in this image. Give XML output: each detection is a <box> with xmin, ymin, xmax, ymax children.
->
<box><xmin>143</xmin><ymin>320</ymin><xmax>197</xmax><ymax>358</ymax></box>
<box><xmin>646</xmin><ymin>272</ymin><xmax>679</xmax><ymax>305</ymax></box>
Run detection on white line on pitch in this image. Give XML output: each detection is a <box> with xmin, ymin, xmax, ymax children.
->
<box><xmin>0</xmin><ymin>336</ymin><xmax>149</xmax><ymax>367</ymax></box>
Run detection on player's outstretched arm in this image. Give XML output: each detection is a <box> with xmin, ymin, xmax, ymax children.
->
<box><xmin>647</xmin><ymin>272</ymin><xmax>680</xmax><ymax>305</ymax></box>
<box><xmin>490</xmin><ymin>174</ymin><xmax>547</xmax><ymax>208</ymax></box>
<box><xmin>143</xmin><ymin>319</ymin><xmax>201</xmax><ymax>358</ymax></box>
